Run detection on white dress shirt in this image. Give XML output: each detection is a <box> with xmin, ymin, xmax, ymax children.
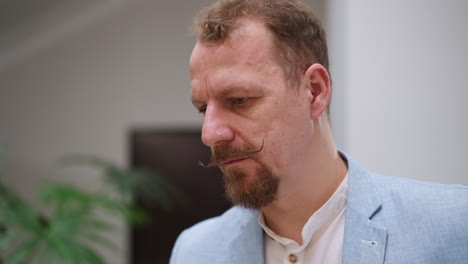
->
<box><xmin>259</xmin><ymin>175</ymin><xmax>348</xmax><ymax>264</ymax></box>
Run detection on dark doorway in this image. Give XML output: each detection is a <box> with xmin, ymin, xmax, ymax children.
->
<box><xmin>130</xmin><ymin>129</ymin><xmax>231</xmax><ymax>264</ymax></box>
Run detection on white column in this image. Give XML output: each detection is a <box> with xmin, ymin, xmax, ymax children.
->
<box><xmin>326</xmin><ymin>0</ymin><xmax>468</xmax><ymax>184</ymax></box>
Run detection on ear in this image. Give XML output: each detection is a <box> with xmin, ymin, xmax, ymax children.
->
<box><xmin>303</xmin><ymin>63</ymin><xmax>331</xmax><ymax>119</ymax></box>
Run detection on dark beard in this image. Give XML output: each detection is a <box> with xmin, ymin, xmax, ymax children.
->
<box><xmin>207</xmin><ymin>139</ymin><xmax>278</xmax><ymax>209</ymax></box>
<box><xmin>223</xmin><ymin>164</ymin><xmax>279</xmax><ymax>209</ymax></box>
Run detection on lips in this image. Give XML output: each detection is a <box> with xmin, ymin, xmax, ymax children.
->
<box><xmin>223</xmin><ymin>157</ymin><xmax>248</xmax><ymax>166</ymax></box>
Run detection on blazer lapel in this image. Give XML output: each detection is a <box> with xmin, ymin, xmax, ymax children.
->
<box><xmin>342</xmin><ymin>156</ymin><xmax>387</xmax><ymax>264</ymax></box>
<box><xmin>229</xmin><ymin>209</ymin><xmax>264</xmax><ymax>264</ymax></box>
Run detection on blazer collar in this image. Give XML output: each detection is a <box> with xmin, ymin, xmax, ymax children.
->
<box><xmin>342</xmin><ymin>153</ymin><xmax>387</xmax><ymax>264</ymax></box>
<box><xmin>344</xmin><ymin>153</ymin><xmax>383</xmax><ymax>218</ymax></box>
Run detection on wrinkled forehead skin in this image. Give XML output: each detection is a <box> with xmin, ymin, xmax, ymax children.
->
<box><xmin>189</xmin><ymin>19</ymin><xmax>282</xmax><ymax>86</ymax></box>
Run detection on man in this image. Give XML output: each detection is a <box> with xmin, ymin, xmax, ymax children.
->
<box><xmin>170</xmin><ymin>0</ymin><xmax>468</xmax><ymax>263</ymax></box>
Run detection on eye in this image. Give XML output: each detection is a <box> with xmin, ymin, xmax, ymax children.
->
<box><xmin>232</xmin><ymin>97</ymin><xmax>249</xmax><ymax>104</ymax></box>
<box><xmin>197</xmin><ymin>105</ymin><xmax>207</xmax><ymax>114</ymax></box>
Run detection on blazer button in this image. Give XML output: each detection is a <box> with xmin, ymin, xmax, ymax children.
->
<box><xmin>288</xmin><ymin>254</ymin><xmax>298</xmax><ymax>263</ymax></box>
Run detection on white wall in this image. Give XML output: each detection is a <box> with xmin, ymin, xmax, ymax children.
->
<box><xmin>326</xmin><ymin>0</ymin><xmax>468</xmax><ymax>184</ymax></box>
<box><xmin>0</xmin><ymin>1</ymin><xmax>212</xmax><ymax>263</ymax></box>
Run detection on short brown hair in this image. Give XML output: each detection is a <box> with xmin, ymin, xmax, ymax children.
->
<box><xmin>194</xmin><ymin>0</ymin><xmax>329</xmax><ymax>89</ymax></box>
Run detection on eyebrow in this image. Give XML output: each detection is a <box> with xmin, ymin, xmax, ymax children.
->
<box><xmin>221</xmin><ymin>84</ymin><xmax>265</xmax><ymax>97</ymax></box>
<box><xmin>191</xmin><ymin>97</ymin><xmax>204</xmax><ymax>106</ymax></box>
<box><xmin>191</xmin><ymin>82</ymin><xmax>265</xmax><ymax>105</ymax></box>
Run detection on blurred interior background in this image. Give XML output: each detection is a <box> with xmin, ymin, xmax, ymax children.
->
<box><xmin>0</xmin><ymin>0</ymin><xmax>466</xmax><ymax>263</ymax></box>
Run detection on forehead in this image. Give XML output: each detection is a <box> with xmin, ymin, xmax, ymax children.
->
<box><xmin>189</xmin><ymin>19</ymin><xmax>278</xmax><ymax>80</ymax></box>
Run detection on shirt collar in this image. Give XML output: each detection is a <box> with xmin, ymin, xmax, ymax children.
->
<box><xmin>258</xmin><ymin>174</ymin><xmax>348</xmax><ymax>249</ymax></box>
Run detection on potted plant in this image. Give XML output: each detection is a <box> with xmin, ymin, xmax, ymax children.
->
<box><xmin>0</xmin><ymin>151</ymin><xmax>183</xmax><ymax>264</ymax></box>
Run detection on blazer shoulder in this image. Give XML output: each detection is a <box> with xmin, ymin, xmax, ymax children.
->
<box><xmin>370</xmin><ymin>173</ymin><xmax>467</xmax><ymax>243</ymax></box>
<box><xmin>170</xmin><ymin>207</ymin><xmax>259</xmax><ymax>263</ymax></box>
<box><xmin>179</xmin><ymin>206</ymin><xmax>257</xmax><ymax>241</ymax></box>
<box><xmin>371</xmin><ymin>172</ymin><xmax>468</xmax><ymax>206</ymax></box>
<box><xmin>356</xmin><ymin>174</ymin><xmax>468</xmax><ymax>262</ymax></box>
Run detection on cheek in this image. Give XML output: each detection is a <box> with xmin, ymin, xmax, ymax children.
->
<box><xmin>251</xmin><ymin>95</ymin><xmax>311</xmax><ymax>167</ymax></box>
<box><xmin>265</xmin><ymin>107</ymin><xmax>313</xmax><ymax>167</ymax></box>
<box><xmin>260</xmin><ymin>120</ymin><xmax>293</xmax><ymax>168</ymax></box>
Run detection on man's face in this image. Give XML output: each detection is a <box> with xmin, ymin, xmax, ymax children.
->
<box><xmin>190</xmin><ymin>20</ymin><xmax>314</xmax><ymax>209</ymax></box>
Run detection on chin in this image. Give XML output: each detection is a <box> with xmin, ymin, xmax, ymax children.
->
<box><xmin>222</xmin><ymin>166</ymin><xmax>280</xmax><ymax>210</ymax></box>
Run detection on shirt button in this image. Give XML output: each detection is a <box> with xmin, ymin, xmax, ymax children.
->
<box><xmin>288</xmin><ymin>254</ymin><xmax>298</xmax><ymax>263</ymax></box>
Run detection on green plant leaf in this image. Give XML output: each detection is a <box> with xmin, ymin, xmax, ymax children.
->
<box><xmin>31</xmin><ymin>244</ymin><xmax>55</xmax><ymax>264</ymax></box>
<box><xmin>0</xmin><ymin>228</ymin><xmax>20</xmax><ymax>252</ymax></box>
<box><xmin>3</xmin><ymin>237</ymin><xmax>41</xmax><ymax>264</ymax></box>
<box><xmin>64</xmin><ymin>240</ymin><xmax>106</xmax><ymax>264</ymax></box>
<box><xmin>60</xmin><ymin>154</ymin><xmax>186</xmax><ymax>210</ymax></box>
<box><xmin>78</xmin><ymin>232</ymin><xmax>121</xmax><ymax>253</ymax></box>
<box><xmin>77</xmin><ymin>218</ymin><xmax>118</xmax><ymax>233</ymax></box>
<box><xmin>0</xmin><ymin>185</ymin><xmax>43</xmax><ymax>235</ymax></box>
<box><xmin>44</xmin><ymin>236</ymin><xmax>81</xmax><ymax>264</ymax></box>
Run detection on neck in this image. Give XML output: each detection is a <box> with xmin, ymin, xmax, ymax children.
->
<box><xmin>261</xmin><ymin>119</ymin><xmax>348</xmax><ymax>244</ymax></box>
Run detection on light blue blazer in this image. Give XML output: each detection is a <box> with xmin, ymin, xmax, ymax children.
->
<box><xmin>170</xmin><ymin>156</ymin><xmax>468</xmax><ymax>263</ymax></box>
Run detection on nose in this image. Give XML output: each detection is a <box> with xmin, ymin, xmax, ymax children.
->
<box><xmin>201</xmin><ymin>105</ymin><xmax>235</xmax><ymax>147</ymax></box>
